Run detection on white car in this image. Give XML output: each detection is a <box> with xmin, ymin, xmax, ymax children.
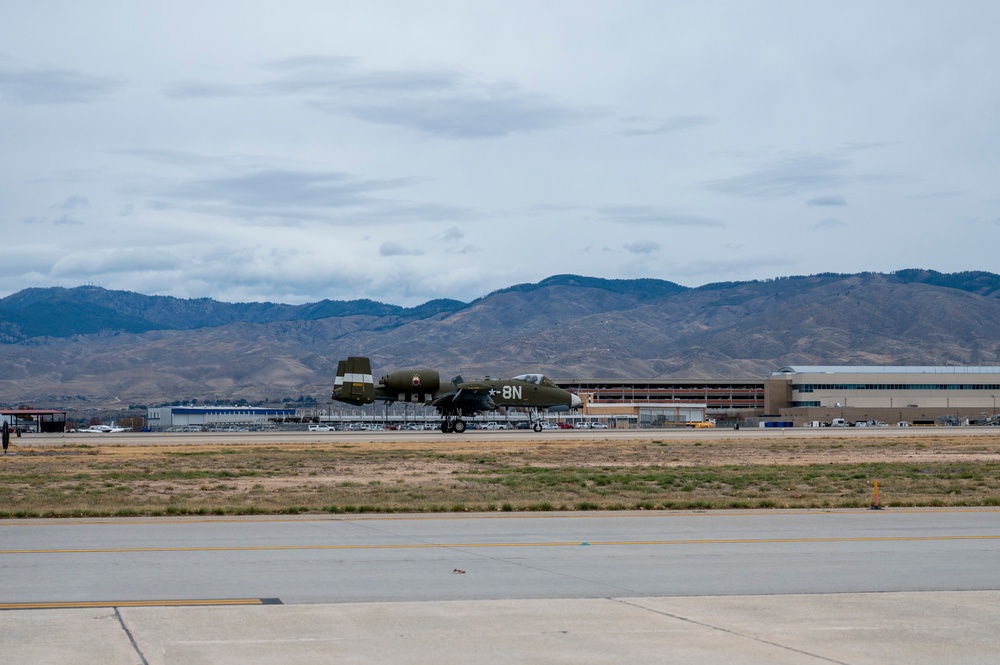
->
<box><xmin>590</xmin><ymin>422</ymin><xmax>609</xmax><ymax>429</ymax></box>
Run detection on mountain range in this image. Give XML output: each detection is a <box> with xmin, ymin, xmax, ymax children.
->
<box><xmin>2</xmin><ymin>269</ymin><xmax>999</xmax><ymax>409</ymax></box>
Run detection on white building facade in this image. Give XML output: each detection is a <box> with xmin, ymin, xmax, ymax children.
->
<box><xmin>147</xmin><ymin>406</ymin><xmax>297</xmax><ymax>431</ymax></box>
<box><xmin>765</xmin><ymin>366</ymin><xmax>1000</xmax><ymax>425</ymax></box>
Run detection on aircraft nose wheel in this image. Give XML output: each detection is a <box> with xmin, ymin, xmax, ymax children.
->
<box><xmin>533</xmin><ymin>423</ymin><xmax>542</xmax><ymax>432</ymax></box>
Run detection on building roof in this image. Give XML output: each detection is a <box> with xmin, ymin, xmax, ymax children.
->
<box><xmin>163</xmin><ymin>406</ymin><xmax>296</xmax><ymax>415</ymax></box>
<box><xmin>773</xmin><ymin>366</ymin><xmax>1000</xmax><ymax>376</ymax></box>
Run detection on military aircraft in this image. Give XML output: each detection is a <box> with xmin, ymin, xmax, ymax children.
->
<box><xmin>332</xmin><ymin>356</ymin><xmax>581</xmax><ymax>433</ymax></box>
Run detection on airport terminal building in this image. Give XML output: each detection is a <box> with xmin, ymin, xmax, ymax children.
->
<box><xmin>147</xmin><ymin>406</ymin><xmax>297</xmax><ymax>431</ymax></box>
<box><xmin>559</xmin><ymin>366</ymin><xmax>1000</xmax><ymax>427</ymax></box>
<box><xmin>765</xmin><ymin>366</ymin><xmax>1000</xmax><ymax>425</ymax></box>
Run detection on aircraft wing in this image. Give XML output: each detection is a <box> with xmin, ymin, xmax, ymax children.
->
<box><xmin>430</xmin><ymin>385</ymin><xmax>496</xmax><ymax>414</ymax></box>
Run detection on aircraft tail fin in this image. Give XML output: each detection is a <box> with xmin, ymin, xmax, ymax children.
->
<box><xmin>333</xmin><ymin>356</ymin><xmax>376</xmax><ymax>405</ymax></box>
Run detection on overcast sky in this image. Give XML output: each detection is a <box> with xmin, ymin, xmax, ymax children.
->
<box><xmin>2</xmin><ymin>1</ymin><xmax>998</xmax><ymax>306</ymax></box>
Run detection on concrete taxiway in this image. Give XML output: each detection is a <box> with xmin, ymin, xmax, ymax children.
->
<box><xmin>13</xmin><ymin>424</ymin><xmax>1000</xmax><ymax>448</ymax></box>
<box><xmin>3</xmin><ymin>509</ymin><xmax>1000</xmax><ymax>663</ymax></box>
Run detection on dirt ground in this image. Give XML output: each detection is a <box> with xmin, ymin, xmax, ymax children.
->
<box><xmin>4</xmin><ymin>431</ymin><xmax>1000</xmax><ymax>515</ymax></box>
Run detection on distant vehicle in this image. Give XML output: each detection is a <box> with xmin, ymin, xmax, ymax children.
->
<box><xmin>332</xmin><ymin>355</ymin><xmax>581</xmax><ymax>433</ymax></box>
<box><xmin>557</xmin><ymin>422</ymin><xmax>575</xmax><ymax>429</ymax></box>
<box><xmin>590</xmin><ymin>422</ymin><xmax>609</xmax><ymax>429</ymax></box>
<box><xmin>686</xmin><ymin>421</ymin><xmax>715</xmax><ymax>429</ymax></box>
<box><xmin>575</xmin><ymin>422</ymin><xmax>591</xmax><ymax>429</ymax></box>
<box><xmin>482</xmin><ymin>422</ymin><xmax>508</xmax><ymax>430</ymax></box>
<box><xmin>540</xmin><ymin>422</ymin><xmax>558</xmax><ymax>430</ymax></box>
<box><xmin>896</xmin><ymin>421</ymin><xmax>911</xmax><ymax>427</ymax></box>
<box><xmin>831</xmin><ymin>418</ymin><xmax>848</xmax><ymax>427</ymax></box>
<box><xmin>308</xmin><ymin>424</ymin><xmax>334</xmax><ymax>432</ymax></box>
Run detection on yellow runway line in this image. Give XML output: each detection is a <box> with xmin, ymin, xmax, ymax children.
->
<box><xmin>0</xmin><ymin>598</ymin><xmax>275</xmax><ymax>610</ymax></box>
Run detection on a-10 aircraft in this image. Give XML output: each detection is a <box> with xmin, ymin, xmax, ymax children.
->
<box><xmin>332</xmin><ymin>356</ymin><xmax>582</xmax><ymax>433</ymax></box>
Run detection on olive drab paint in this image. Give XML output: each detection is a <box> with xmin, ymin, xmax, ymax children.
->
<box><xmin>332</xmin><ymin>356</ymin><xmax>582</xmax><ymax>433</ymax></box>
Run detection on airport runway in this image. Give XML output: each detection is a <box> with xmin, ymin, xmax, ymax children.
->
<box><xmin>16</xmin><ymin>424</ymin><xmax>1000</xmax><ymax>447</ymax></box>
<box><xmin>3</xmin><ymin>509</ymin><xmax>1000</xmax><ymax>663</ymax></box>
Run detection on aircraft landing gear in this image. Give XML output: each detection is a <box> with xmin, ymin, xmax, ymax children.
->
<box><xmin>527</xmin><ymin>409</ymin><xmax>544</xmax><ymax>433</ymax></box>
<box><xmin>440</xmin><ymin>417</ymin><xmax>467</xmax><ymax>434</ymax></box>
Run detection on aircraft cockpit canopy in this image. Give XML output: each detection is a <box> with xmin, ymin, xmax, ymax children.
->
<box><xmin>513</xmin><ymin>373</ymin><xmax>558</xmax><ymax>388</ymax></box>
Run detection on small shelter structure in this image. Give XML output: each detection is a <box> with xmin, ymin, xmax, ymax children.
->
<box><xmin>0</xmin><ymin>409</ymin><xmax>67</xmax><ymax>433</ymax></box>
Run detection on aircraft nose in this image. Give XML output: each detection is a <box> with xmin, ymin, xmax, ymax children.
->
<box><xmin>570</xmin><ymin>393</ymin><xmax>582</xmax><ymax>409</ymax></box>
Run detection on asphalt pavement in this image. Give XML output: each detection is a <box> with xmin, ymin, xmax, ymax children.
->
<box><xmin>3</xmin><ymin>509</ymin><xmax>1000</xmax><ymax>663</ymax></box>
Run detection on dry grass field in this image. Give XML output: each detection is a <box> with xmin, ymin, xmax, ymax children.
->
<box><xmin>2</xmin><ymin>432</ymin><xmax>1000</xmax><ymax>517</ymax></box>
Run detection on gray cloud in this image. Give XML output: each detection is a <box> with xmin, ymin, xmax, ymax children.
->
<box><xmin>708</xmin><ymin>154</ymin><xmax>850</xmax><ymax>199</ymax></box>
<box><xmin>445</xmin><ymin>245</ymin><xmax>481</xmax><ymax>255</ymax></box>
<box><xmin>812</xmin><ymin>217</ymin><xmax>847</xmax><ymax>230</ymax></box>
<box><xmin>623</xmin><ymin>240</ymin><xmax>661</xmax><ymax>254</ymax></box>
<box><xmin>51</xmin><ymin>195</ymin><xmax>90</xmax><ymax>210</ymax></box>
<box><xmin>674</xmin><ymin>256</ymin><xmax>798</xmax><ymax>280</ymax></box>
<box><xmin>169</xmin><ymin>170</ymin><xmax>406</xmax><ymax>209</ymax></box>
<box><xmin>599</xmin><ymin>206</ymin><xmax>725</xmax><ymax>227</ymax></box>
<box><xmin>264</xmin><ymin>56</ymin><xmax>458</xmax><ymax>95</ymax></box>
<box><xmin>168</xmin><ymin>56</ymin><xmax>593</xmax><ymax>139</ymax></box>
<box><xmin>265</xmin><ymin>55</ymin><xmax>357</xmax><ymax>71</ymax></box>
<box><xmin>115</xmin><ymin>148</ymin><xmax>229</xmax><ymax>166</ymax></box>
<box><xmin>379</xmin><ymin>241</ymin><xmax>423</xmax><ymax>257</ymax></box>
<box><xmin>328</xmin><ymin>94</ymin><xmax>586</xmax><ymax>139</ymax></box>
<box><xmin>619</xmin><ymin>115</ymin><xmax>710</xmax><ymax>136</ymax></box>
<box><xmin>163</xmin><ymin>81</ymin><xmax>251</xmax><ymax>99</ymax></box>
<box><xmin>909</xmin><ymin>190</ymin><xmax>961</xmax><ymax>201</ymax></box>
<box><xmin>0</xmin><ymin>66</ymin><xmax>120</xmax><ymax>104</ymax></box>
<box><xmin>53</xmin><ymin>214</ymin><xmax>84</xmax><ymax>226</ymax></box>
<box><xmin>139</xmin><ymin>168</ymin><xmax>475</xmax><ymax>225</ymax></box>
<box><xmin>806</xmin><ymin>195</ymin><xmax>847</xmax><ymax>207</ymax></box>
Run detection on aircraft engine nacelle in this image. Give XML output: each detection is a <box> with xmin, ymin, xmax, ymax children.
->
<box><xmin>382</xmin><ymin>369</ymin><xmax>441</xmax><ymax>399</ymax></box>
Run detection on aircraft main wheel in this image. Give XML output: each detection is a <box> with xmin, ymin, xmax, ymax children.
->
<box><xmin>453</xmin><ymin>420</ymin><xmax>467</xmax><ymax>434</ymax></box>
<box><xmin>533</xmin><ymin>423</ymin><xmax>542</xmax><ymax>432</ymax></box>
<box><xmin>441</xmin><ymin>421</ymin><xmax>453</xmax><ymax>433</ymax></box>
